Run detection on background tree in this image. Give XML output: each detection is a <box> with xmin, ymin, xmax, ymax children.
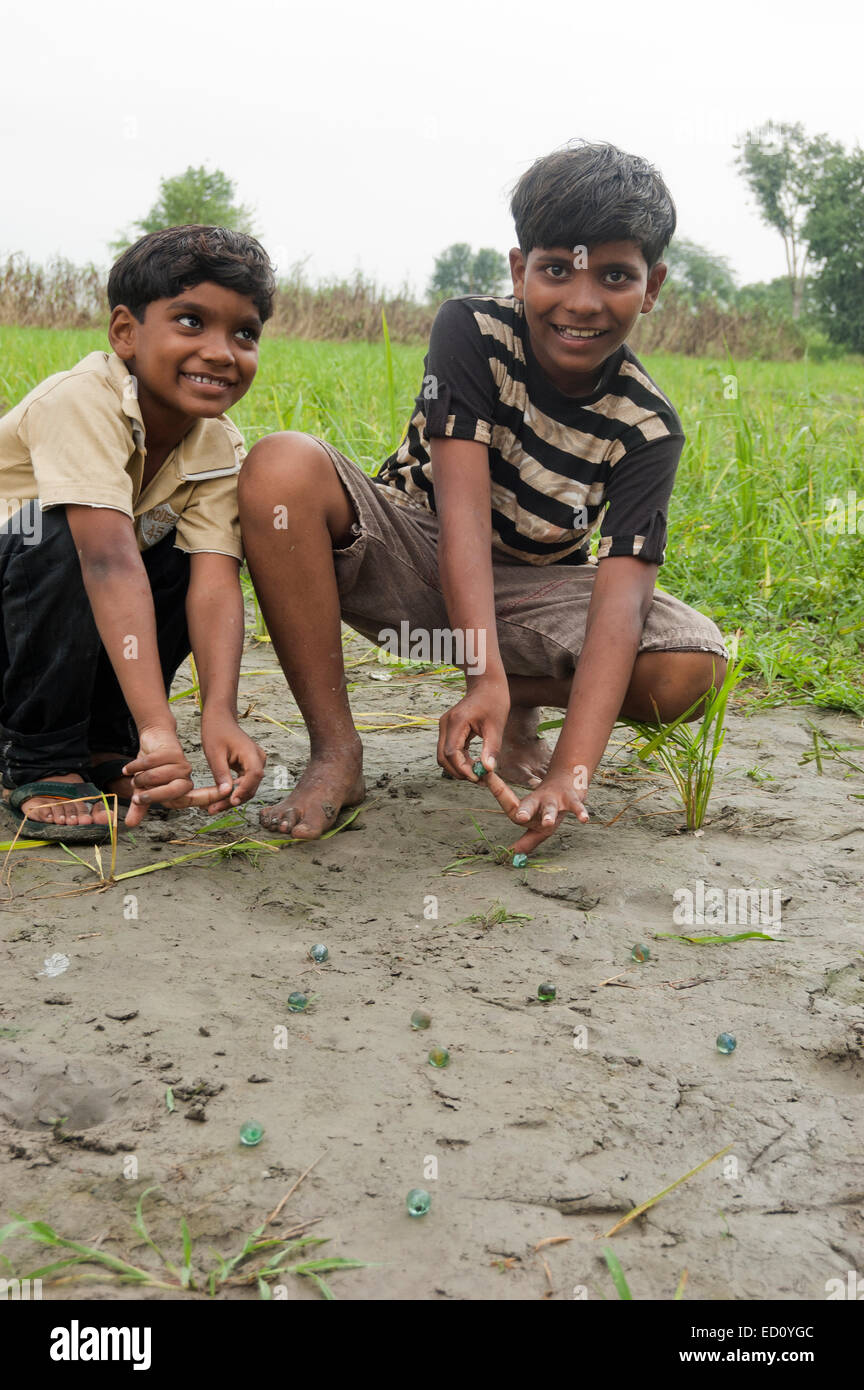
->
<box><xmin>734</xmin><ymin>121</ymin><xmax>842</xmax><ymax>319</ymax></box>
<box><xmin>804</xmin><ymin>145</ymin><xmax>864</xmax><ymax>352</ymax></box>
<box><xmin>112</xmin><ymin>166</ymin><xmax>255</xmax><ymax>253</ymax></box>
<box><xmin>428</xmin><ymin>243</ymin><xmax>509</xmax><ymax>299</ymax></box>
<box><xmin>735</xmin><ymin>275</ymin><xmax>818</xmax><ymax>319</ymax></box>
<box><xmin>663</xmin><ymin>237</ymin><xmax>737</xmax><ymax>306</ymax></box>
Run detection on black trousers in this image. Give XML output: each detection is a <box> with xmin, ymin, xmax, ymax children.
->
<box><xmin>0</xmin><ymin>503</ymin><xmax>191</xmax><ymax>787</ymax></box>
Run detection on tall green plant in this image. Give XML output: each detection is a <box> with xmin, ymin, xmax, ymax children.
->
<box><xmin>622</xmin><ymin>643</ymin><xmax>744</xmax><ymax>830</ymax></box>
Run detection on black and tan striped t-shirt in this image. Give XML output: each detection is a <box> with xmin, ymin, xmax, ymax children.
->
<box><xmin>374</xmin><ymin>294</ymin><xmax>684</xmax><ymax>566</ymax></box>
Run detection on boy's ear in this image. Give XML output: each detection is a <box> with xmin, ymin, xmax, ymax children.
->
<box><xmin>509</xmin><ymin>247</ymin><xmax>526</xmax><ymax>298</ymax></box>
<box><xmin>640</xmin><ymin>261</ymin><xmax>668</xmax><ymax>315</ymax></box>
<box><xmin>108</xmin><ymin>304</ymin><xmax>139</xmax><ymax>361</ymax></box>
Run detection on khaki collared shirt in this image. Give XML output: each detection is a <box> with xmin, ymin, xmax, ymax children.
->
<box><xmin>0</xmin><ymin>351</ymin><xmax>245</xmax><ymax>558</ymax></box>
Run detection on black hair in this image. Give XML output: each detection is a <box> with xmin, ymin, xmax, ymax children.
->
<box><xmin>511</xmin><ymin>141</ymin><xmax>677</xmax><ymax>268</ymax></box>
<box><xmin>108</xmin><ymin>225</ymin><xmax>276</xmax><ymax>322</ymax></box>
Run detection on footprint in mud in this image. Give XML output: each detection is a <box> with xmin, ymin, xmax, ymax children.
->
<box><xmin>0</xmin><ymin>1047</ymin><xmax>134</xmax><ymax>1132</ymax></box>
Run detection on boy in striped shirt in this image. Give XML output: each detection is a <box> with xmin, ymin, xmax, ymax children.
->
<box><xmin>240</xmin><ymin>141</ymin><xmax>727</xmax><ymax>853</ymax></box>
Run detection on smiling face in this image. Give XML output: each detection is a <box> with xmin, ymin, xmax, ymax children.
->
<box><xmin>509</xmin><ymin>240</ymin><xmax>667</xmax><ymax>395</ymax></box>
<box><xmin>108</xmin><ymin>281</ymin><xmax>262</xmax><ymax>439</ymax></box>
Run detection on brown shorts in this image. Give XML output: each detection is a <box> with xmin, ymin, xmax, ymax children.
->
<box><xmin>317</xmin><ymin>439</ymin><xmax>727</xmax><ymax>682</ymax></box>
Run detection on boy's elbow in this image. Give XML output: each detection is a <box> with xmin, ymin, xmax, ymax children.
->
<box><xmin>77</xmin><ymin>543</ymin><xmax>142</xmax><ymax>581</ymax></box>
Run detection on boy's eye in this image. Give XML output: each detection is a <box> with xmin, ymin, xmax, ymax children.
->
<box><xmin>176</xmin><ymin>313</ymin><xmax>202</xmax><ymax>328</ymax></box>
<box><xmin>604</xmin><ymin>270</ymin><xmax>630</xmax><ymax>284</ymax></box>
<box><xmin>544</xmin><ymin>264</ymin><xmax>570</xmax><ymax>279</ymax></box>
<box><xmin>236</xmin><ymin>327</ymin><xmax>260</xmax><ymax>343</ymax></box>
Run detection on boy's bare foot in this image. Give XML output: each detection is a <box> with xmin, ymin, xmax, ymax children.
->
<box><xmin>18</xmin><ymin>773</ymin><xmax>114</xmax><ymax>827</ymax></box>
<box><xmin>259</xmin><ymin>745</ymin><xmax>365</xmax><ymax>838</ymax></box>
<box><xmin>497</xmin><ymin>707</ymin><xmax>553</xmax><ymax>787</ymax></box>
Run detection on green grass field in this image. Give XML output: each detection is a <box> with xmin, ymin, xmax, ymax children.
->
<box><xmin>2</xmin><ymin>324</ymin><xmax>862</xmax><ymax>714</ymax></box>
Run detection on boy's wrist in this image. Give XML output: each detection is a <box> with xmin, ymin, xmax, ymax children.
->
<box><xmin>465</xmin><ymin>665</ymin><xmax>507</xmax><ymax>689</ymax></box>
<box><xmin>137</xmin><ymin>714</ymin><xmax>178</xmax><ymax>741</ymax></box>
<box><xmin>549</xmin><ymin>745</ymin><xmax>594</xmax><ymax>787</ymax></box>
<box><xmin>201</xmin><ymin>700</ymin><xmax>239</xmax><ymax>722</ymax></box>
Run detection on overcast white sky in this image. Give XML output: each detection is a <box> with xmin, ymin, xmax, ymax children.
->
<box><xmin>2</xmin><ymin>0</ymin><xmax>860</xmax><ymax>296</ymax></box>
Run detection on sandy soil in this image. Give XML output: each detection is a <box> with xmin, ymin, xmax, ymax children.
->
<box><xmin>1</xmin><ymin>627</ymin><xmax>862</xmax><ymax>1302</ymax></box>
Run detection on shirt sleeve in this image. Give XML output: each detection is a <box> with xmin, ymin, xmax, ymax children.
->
<box><xmin>421</xmin><ymin>299</ymin><xmax>499</xmax><ymax>444</ymax></box>
<box><xmin>18</xmin><ymin>375</ymin><xmax>135</xmax><ymax>515</ymax></box>
<box><xmin>596</xmin><ymin>430</ymin><xmax>684</xmax><ymax>565</ymax></box>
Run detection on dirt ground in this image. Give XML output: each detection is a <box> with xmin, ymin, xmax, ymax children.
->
<box><xmin>1</xmin><ymin>626</ymin><xmax>862</xmax><ymax>1302</ymax></box>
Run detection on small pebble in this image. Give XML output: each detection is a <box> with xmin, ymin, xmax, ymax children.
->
<box><xmin>239</xmin><ymin>1121</ymin><xmax>264</xmax><ymax>1146</ymax></box>
<box><xmin>716</xmin><ymin>1032</ymin><xmax>737</xmax><ymax>1054</ymax></box>
<box><xmin>537</xmin><ymin>983</ymin><xmax>556</xmax><ymax>1002</ymax></box>
<box><xmin>427</xmin><ymin>1045</ymin><xmax>450</xmax><ymax>1068</ymax></box>
<box><xmin>631</xmin><ymin>944</ymin><xmax>650</xmax><ymax>963</ymax></box>
<box><xmin>406</xmin><ymin>1188</ymin><xmax>431</xmax><ymax>1217</ymax></box>
<box><xmin>472</xmin><ymin>760</ymin><xmax>486</xmax><ymax>778</ymax></box>
<box><xmin>308</xmin><ymin>944</ymin><xmax>329</xmax><ymax>963</ymax></box>
<box><xmin>411</xmin><ymin>1009</ymin><xmax>432</xmax><ymax>1030</ymax></box>
<box><xmin>512</xmin><ymin>853</ymin><xmax>528</xmax><ymax>868</ymax></box>
<box><xmin>287</xmin><ymin>992</ymin><xmax>309</xmax><ymax>1013</ymax></box>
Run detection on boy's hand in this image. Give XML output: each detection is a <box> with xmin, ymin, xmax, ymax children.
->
<box><xmin>122</xmin><ymin>728</ymin><xmax>194</xmax><ymax>828</ymax></box>
<box><xmin>484</xmin><ymin>767</ymin><xmax>590</xmax><ymax>853</ymax></box>
<box><xmin>194</xmin><ymin>711</ymin><xmax>267</xmax><ymax>814</ymax></box>
<box><xmin>437</xmin><ymin>679</ymin><xmax>510</xmax><ymax>781</ymax></box>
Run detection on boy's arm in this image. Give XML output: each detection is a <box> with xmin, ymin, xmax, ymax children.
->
<box><xmin>430</xmin><ymin>437</ymin><xmax>511</xmax><ymax>778</ymax></box>
<box><xmin>65</xmin><ymin>505</ymin><xmax>193</xmax><ymax>823</ymax></box>
<box><xmin>182</xmin><ymin>552</ymin><xmax>266</xmax><ymax>811</ymax></box>
<box><xmin>491</xmin><ymin>556</ymin><xmax>656</xmax><ymax>851</ymax></box>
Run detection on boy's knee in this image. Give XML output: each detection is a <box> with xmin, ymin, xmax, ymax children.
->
<box><xmin>242</xmin><ymin>432</ymin><xmax>325</xmax><ymax>484</ymax></box>
<box><xmin>239</xmin><ymin>433</ymin><xmax>331</xmax><ymax>515</ymax></box>
<box><xmin>678</xmin><ymin>652</ymin><xmax>727</xmax><ymax>721</ymax></box>
<box><xmin>629</xmin><ymin>649</ymin><xmax>726</xmax><ymax>723</ymax></box>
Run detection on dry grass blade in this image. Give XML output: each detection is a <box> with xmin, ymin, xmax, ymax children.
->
<box><xmin>264</xmin><ymin>1151</ymin><xmax>328</xmax><ymax>1226</ymax></box>
<box><xmin>597</xmin><ymin>1144</ymin><xmax>733</xmax><ymax>1239</ymax></box>
<box><xmin>532</xmin><ymin>1236</ymin><xmax>572</xmax><ymax>1252</ymax></box>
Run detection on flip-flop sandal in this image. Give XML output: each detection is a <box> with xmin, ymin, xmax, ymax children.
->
<box><xmin>2</xmin><ymin>779</ymin><xmax>113</xmax><ymax>844</ymax></box>
<box><xmin>87</xmin><ymin>759</ymin><xmax>133</xmax><ymax>809</ymax></box>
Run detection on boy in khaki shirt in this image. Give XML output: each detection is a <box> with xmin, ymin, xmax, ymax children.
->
<box><xmin>0</xmin><ymin>225</ymin><xmax>272</xmax><ymax>841</ymax></box>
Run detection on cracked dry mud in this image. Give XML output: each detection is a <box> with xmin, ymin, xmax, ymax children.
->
<box><xmin>1</xmin><ymin>628</ymin><xmax>862</xmax><ymax>1300</ymax></box>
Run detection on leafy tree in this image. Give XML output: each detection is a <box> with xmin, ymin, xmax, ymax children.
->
<box><xmin>112</xmin><ymin>166</ymin><xmax>255</xmax><ymax>254</ymax></box>
<box><xmin>734</xmin><ymin>121</ymin><xmax>842</xmax><ymax>319</ymax></box>
<box><xmin>804</xmin><ymin>146</ymin><xmax>864</xmax><ymax>351</ymax></box>
<box><xmin>428</xmin><ymin>243</ymin><xmax>509</xmax><ymax>299</ymax></box>
<box><xmin>735</xmin><ymin>275</ymin><xmax>818</xmax><ymax>319</ymax></box>
<box><xmin>663</xmin><ymin>237</ymin><xmax>737</xmax><ymax>306</ymax></box>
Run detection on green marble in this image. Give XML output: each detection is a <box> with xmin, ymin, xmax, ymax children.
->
<box><xmin>406</xmin><ymin>1188</ymin><xmax>431</xmax><ymax>1217</ymax></box>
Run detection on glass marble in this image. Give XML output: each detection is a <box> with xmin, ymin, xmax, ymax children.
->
<box><xmin>411</xmin><ymin>1009</ymin><xmax>432</xmax><ymax>1030</ymax></box>
<box><xmin>309</xmin><ymin>944</ymin><xmax>329</xmax><ymax>963</ymax></box>
<box><xmin>406</xmin><ymin>1188</ymin><xmax>431</xmax><ymax>1217</ymax></box>
<box><xmin>512</xmin><ymin>853</ymin><xmax>528</xmax><ymax>868</ymax></box>
<box><xmin>631</xmin><ymin>944</ymin><xmax>651</xmax><ymax>963</ymax></box>
<box><xmin>239</xmin><ymin>1121</ymin><xmax>264</xmax><ymax>1146</ymax></box>
<box><xmin>287</xmin><ymin>992</ymin><xmax>309</xmax><ymax>1013</ymax></box>
<box><xmin>427</xmin><ymin>1045</ymin><xmax>450</xmax><ymax>1068</ymax></box>
<box><xmin>472</xmin><ymin>759</ymin><xmax>486</xmax><ymax>777</ymax></box>
<box><xmin>537</xmin><ymin>983</ymin><xmax>556</xmax><ymax>1002</ymax></box>
<box><xmin>716</xmin><ymin>1032</ymin><xmax>737</xmax><ymax>1054</ymax></box>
